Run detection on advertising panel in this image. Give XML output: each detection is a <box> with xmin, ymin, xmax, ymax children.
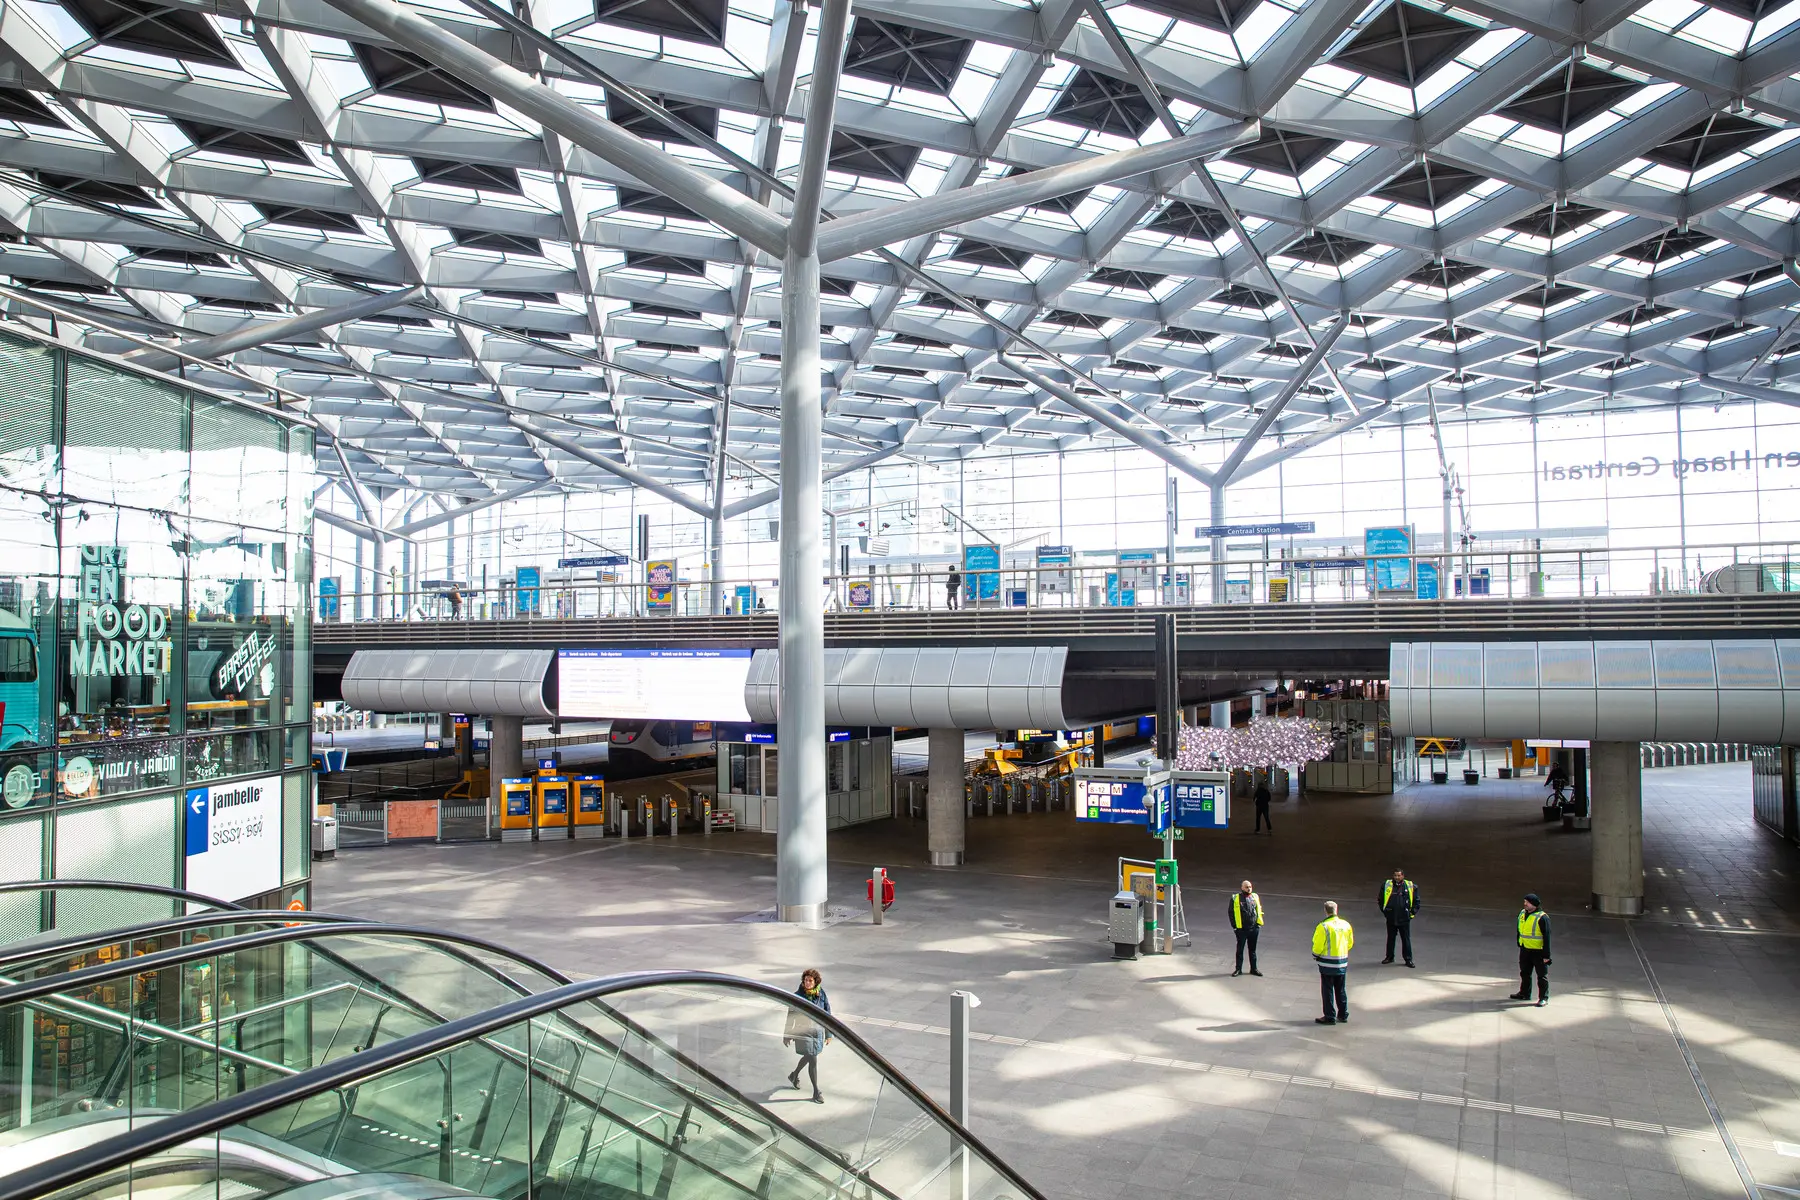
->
<box><xmin>318</xmin><ymin>577</ymin><xmax>339</xmax><ymax>619</ymax></box>
<box><xmin>646</xmin><ymin>560</ymin><xmax>676</xmax><ymax>612</ymax></box>
<box><xmin>848</xmin><ymin>580</ymin><xmax>873</xmax><ymax>609</ymax></box>
<box><xmin>60</xmin><ymin>737</ymin><xmax>179</xmax><ymax>801</ymax></box>
<box><xmin>1364</xmin><ymin>526</ymin><xmax>1415</xmax><ymax>593</ymax></box>
<box><xmin>557</xmin><ymin>648</ymin><xmax>753</xmax><ymax>721</ymax></box>
<box><xmin>183</xmin><ymin>773</ymin><xmax>282</xmax><ymax>905</ymax></box>
<box><xmin>1415</xmin><ymin>559</ymin><xmax>1440</xmax><ymax>600</ymax></box>
<box><xmin>962</xmin><ymin>545</ymin><xmax>999</xmax><ymax>603</ymax></box>
<box><xmin>515</xmin><ymin>566</ymin><xmax>541</xmax><ymax>615</ymax></box>
<box><xmin>1036</xmin><ymin>545</ymin><xmax>1073</xmax><ymax>594</ymax></box>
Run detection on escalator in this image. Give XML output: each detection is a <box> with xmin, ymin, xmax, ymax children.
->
<box><xmin>0</xmin><ymin>882</ymin><xmax>1041</xmax><ymax>1200</ymax></box>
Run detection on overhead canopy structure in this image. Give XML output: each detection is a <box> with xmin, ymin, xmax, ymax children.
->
<box><xmin>0</xmin><ymin>0</ymin><xmax>1794</xmax><ymax>508</ymax></box>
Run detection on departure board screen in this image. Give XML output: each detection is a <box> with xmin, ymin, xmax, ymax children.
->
<box><xmin>557</xmin><ymin>648</ymin><xmax>753</xmax><ymax>721</ymax></box>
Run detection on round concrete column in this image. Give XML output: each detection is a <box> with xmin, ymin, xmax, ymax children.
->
<box><xmin>488</xmin><ymin>715</ymin><xmax>524</xmax><ymax>835</ymax></box>
<box><xmin>1591</xmin><ymin>740</ymin><xmax>1644</xmax><ymax>915</ymax></box>
<box><xmin>927</xmin><ymin>728</ymin><xmax>966</xmax><ymax>866</ymax></box>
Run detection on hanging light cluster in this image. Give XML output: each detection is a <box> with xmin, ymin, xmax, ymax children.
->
<box><xmin>1175</xmin><ymin>718</ymin><xmax>1337</xmax><ymax>771</ymax></box>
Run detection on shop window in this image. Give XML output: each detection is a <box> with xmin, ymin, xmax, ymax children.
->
<box><xmin>58</xmin><ymin>517</ymin><xmax>181</xmax><ymax>746</ymax></box>
<box><xmin>186</xmin><ymin>521</ymin><xmax>284</xmax><ymax>732</ymax></box>
<box><xmin>185</xmin><ymin>728</ymin><xmax>274</xmax><ymax>784</ymax></box>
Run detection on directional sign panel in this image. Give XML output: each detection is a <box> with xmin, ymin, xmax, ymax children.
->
<box><xmin>184</xmin><ymin>774</ymin><xmax>282</xmax><ymax>906</ymax></box>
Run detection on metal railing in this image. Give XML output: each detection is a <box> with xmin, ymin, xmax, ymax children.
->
<box><xmin>314</xmin><ymin>539</ymin><xmax>1800</xmax><ymax>624</ymax></box>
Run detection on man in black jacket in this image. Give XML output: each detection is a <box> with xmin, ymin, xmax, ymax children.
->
<box><xmin>1378</xmin><ymin>868</ymin><xmax>1419</xmax><ymax>967</ymax></box>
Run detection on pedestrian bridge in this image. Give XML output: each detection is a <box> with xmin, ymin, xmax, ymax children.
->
<box><xmin>316</xmin><ymin>595</ymin><xmax>1800</xmax><ymax>730</ymax></box>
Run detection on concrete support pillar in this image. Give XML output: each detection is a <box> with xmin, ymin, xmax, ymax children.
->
<box><xmin>1591</xmin><ymin>740</ymin><xmax>1644</xmax><ymax>916</ymax></box>
<box><xmin>928</xmin><ymin>728</ymin><xmax>966</xmax><ymax>866</ymax></box>
<box><xmin>1208</xmin><ymin>484</ymin><xmax>1226</xmax><ymax>604</ymax></box>
<box><xmin>488</xmin><ymin>714</ymin><xmax>524</xmax><ymax>818</ymax></box>
<box><xmin>1210</xmin><ymin>701</ymin><xmax>1231</xmax><ymax>728</ymax></box>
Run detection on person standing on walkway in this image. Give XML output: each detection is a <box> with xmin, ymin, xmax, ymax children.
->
<box><xmin>784</xmin><ymin>968</ymin><xmax>832</xmax><ymax>1102</ymax></box>
<box><xmin>1253</xmin><ymin>775</ymin><xmax>1272</xmax><ymax>834</ymax></box>
<box><xmin>1510</xmin><ymin>894</ymin><xmax>1552</xmax><ymax>1007</ymax></box>
<box><xmin>1229</xmin><ymin>880</ymin><xmax>1263</xmax><ymax>977</ymax></box>
<box><xmin>1312</xmin><ymin>901</ymin><xmax>1354</xmax><ymax>1025</ymax></box>
<box><xmin>946</xmin><ymin>566</ymin><xmax>962</xmax><ymax>610</ymax></box>
<box><xmin>1379</xmin><ymin>868</ymin><xmax>1419</xmax><ymax>967</ymax></box>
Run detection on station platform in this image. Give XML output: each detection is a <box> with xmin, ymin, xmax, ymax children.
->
<box><xmin>315</xmin><ymin>760</ymin><xmax>1800</xmax><ymax>1200</ymax></box>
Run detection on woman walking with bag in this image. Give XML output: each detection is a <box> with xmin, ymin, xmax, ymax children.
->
<box><xmin>784</xmin><ymin>968</ymin><xmax>832</xmax><ymax>1103</ymax></box>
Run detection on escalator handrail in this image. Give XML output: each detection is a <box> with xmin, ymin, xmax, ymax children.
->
<box><xmin>0</xmin><ymin>920</ymin><xmax>564</xmax><ymax>1010</ymax></box>
<box><xmin>0</xmin><ymin>879</ymin><xmax>247</xmax><ymax>916</ymax></box>
<box><xmin>0</xmin><ymin>910</ymin><xmax>362</xmax><ymax>972</ymax></box>
<box><xmin>0</xmin><ymin>969</ymin><xmax>1048</xmax><ymax>1200</ymax></box>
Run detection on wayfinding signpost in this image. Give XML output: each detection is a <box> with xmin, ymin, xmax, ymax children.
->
<box><xmin>1077</xmin><ymin>766</ymin><xmax>1231</xmax><ymax>953</ymax></box>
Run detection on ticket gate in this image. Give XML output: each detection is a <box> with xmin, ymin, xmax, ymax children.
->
<box><xmin>500</xmin><ymin>778</ymin><xmax>534</xmax><ymax>843</ymax></box>
<box><xmin>640</xmin><ymin>796</ymin><xmax>657</xmax><ymax>839</ymax></box>
<box><xmin>607</xmin><ymin>793</ymin><xmax>631</xmax><ymax>838</ymax></box>
<box><xmin>535</xmin><ymin>775</ymin><xmax>571</xmax><ymax>840</ymax></box>
<box><xmin>573</xmin><ymin>776</ymin><xmax>606</xmax><ymax>840</ymax></box>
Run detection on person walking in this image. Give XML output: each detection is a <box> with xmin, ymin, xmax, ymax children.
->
<box><xmin>946</xmin><ymin>566</ymin><xmax>963</xmax><ymax>610</ymax></box>
<box><xmin>1229</xmin><ymin>880</ymin><xmax>1263</xmax><ymax>977</ymax></box>
<box><xmin>446</xmin><ymin>585</ymin><xmax>463</xmax><ymax>620</ymax></box>
<box><xmin>1253</xmin><ymin>775</ymin><xmax>1272</xmax><ymax>834</ymax></box>
<box><xmin>1312</xmin><ymin>901</ymin><xmax>1354</xmax><ymax>1025</ymax></box>
<box><xmin>1510</xmin><ymin>894</ymin><xmax>1552</xmax><ymax>1006</ymax></box>
<box><xmin>783</xmin><ymin>968</ymin><xmax>832</xmax><ymax>1102</ymax></box>
<box><xmin>1378</xmin><ymin>868</ymin><xmax>1419</xmax><ymax>967</ymax></box>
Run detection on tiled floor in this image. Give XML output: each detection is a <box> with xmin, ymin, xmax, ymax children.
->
<box><xmin>315</xmin><ymin>760</ymin><xmax>1800</xmax><ymax>1199</ymax></box>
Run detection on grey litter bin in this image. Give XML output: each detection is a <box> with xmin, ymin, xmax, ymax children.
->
<box><xmin>1110</xmin><ymin>890</ymin><xmax>1144</xmax><ymax>961</ymax></box>
<box><xmin>311</xmin><ymin>816</ymin><xmax>339</xmax><ymax>861</ymax></box>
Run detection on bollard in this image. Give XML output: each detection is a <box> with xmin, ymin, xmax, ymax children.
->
<box><xmin>664</xmin><ymin>794</ymin><xmax>678</xmax><ymax>836</ymax></box>
<box><xmin>703</xmin><ymin>797</ymin><xmax>713</xmax><ymax>835</ymax></box>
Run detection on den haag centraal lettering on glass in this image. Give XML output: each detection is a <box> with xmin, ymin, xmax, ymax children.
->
<box><xmin>1541</xmin><ymin>447</ymin><xmax>1800</xmax><ymax>483</ymax></box>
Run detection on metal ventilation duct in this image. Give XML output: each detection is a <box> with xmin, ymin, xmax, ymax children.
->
<box><xmin>746</xmin><ymin>646</ymin><xmax>1068</xmax><ymax>729</ymax></box>
<box><xmin>342</xmin><ymin>648</ymin><xmax>555</xmax><ymax>718</ymax></box>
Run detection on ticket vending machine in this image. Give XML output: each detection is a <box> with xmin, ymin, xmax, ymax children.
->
<box><xmin>535</xmin><ymin>774</ymin><xmax>571</xmax><ymax>840</ymax></box>
<box><xmin>573</xmin><ymin>776</ymin><xmax>606</xmax><ymax>840</ymax></box>
<box><xmin>500</xmin><ymin>778</ymin><xmax>535</xmax><ymax>843</ymax></box>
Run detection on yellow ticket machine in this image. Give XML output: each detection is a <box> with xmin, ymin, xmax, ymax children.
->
<box><xmin>535</xmin><ymin>774</ymin><xmax>571</xmax><ymax>839</ymax></box>
<box><xmin>500</xmin><ymin>778</ymin><xmax>534</xmax><ymax>843</ymax></box>
<box><xmin>573</xmin><ymin>776</ymin><xmax>606</xmax><ymax>840</ymax></box>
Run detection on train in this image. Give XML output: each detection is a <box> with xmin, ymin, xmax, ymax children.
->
<box><xmin>605</xmin><ymin>719</ymin><xmax>719</xmax><ymax>776</ymax></box>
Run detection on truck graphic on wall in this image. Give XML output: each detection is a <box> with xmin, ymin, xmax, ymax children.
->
<box><xmin>0</xmin><ymin>610</ymin><xmax>41</xmax><ymax>809</ymax></box>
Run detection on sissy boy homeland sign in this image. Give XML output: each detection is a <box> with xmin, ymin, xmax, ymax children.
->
<box><xmin>1541</xmin><ymin>447</ymin><xmax>1800</xmax><ymax>484</ymax></box>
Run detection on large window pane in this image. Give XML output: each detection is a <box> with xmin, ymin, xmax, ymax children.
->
<box><xmin>191</xmin><ymin>396</ymin><xmax>286</xmax><ymax>531</ymax></box>
<box><xmin>64</xmin><ymin>359</ymin><xmax>188</xmax><ymax>513</ymax></box>
<box><xmin>0</xmin><ymin>332</ymin><xmax>57</xmax><ymax>493</ymax></box>
<box><xmin>184</xmin><ymin>520</ymin><xmax>286</xmax><ymax>732</ymax></box>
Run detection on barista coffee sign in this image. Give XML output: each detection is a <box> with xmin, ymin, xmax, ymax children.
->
<box><xmin>1541</xmin><ymin>447</ymin><xmax>1800</xmax><ymax>484</ymax></box>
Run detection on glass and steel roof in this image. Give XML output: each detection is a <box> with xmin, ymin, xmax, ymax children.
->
<box><xmin>0</xmin><ymin>0</ymin><xmax>1796</xmax><ymax>500</ymax></box>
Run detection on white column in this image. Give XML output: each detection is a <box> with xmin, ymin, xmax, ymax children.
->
<box><xmin>1591</xmin><ymin>741</ymin><xmax>1644</xmax><ymax>915</ymax></box>
<box><xmin>488</xmin><ymin>715</ymin><xmax>524</xmax><ymax>826</ymax></box>
<box><xmin>928</xmin><ymin>728</ymin><xmax>966</xmax><ymax>866</ymax></box>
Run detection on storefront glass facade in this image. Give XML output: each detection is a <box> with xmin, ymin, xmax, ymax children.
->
<box><xmin>0</xmin><ymin>328</ymin><xmax>314</xmax><ymax>937</ymax></box>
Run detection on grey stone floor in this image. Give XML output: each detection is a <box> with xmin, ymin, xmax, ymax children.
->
<box><xmin>313</xmin><ymin>761</ymin><xmax>1800</xmax><ymax>1200</ymax></box>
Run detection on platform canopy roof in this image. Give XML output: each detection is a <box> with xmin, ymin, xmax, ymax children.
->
<box><xmin>0</xmin><ymin>0</ymin><xmax>1798</xmax><ymax>502</ymax></box>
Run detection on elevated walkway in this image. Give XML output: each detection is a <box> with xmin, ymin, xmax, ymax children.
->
<box><xmin>0</xmin><ymin>882</ymin><xmax>1040</xmax><ymax>1200</ymax></box>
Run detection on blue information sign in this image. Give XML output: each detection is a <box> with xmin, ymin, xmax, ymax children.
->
<box><xmin>515</xmin><ymin>566</ymin><xmax>541</xmax><ymax>615</ymax></box>
<box><xmin>317</xmin><ymin>577</ymin><xmax>339</xmax><ymax>619</ymax></box>
<box><xmin>1194</xmin><ymin>521</ymin><xmax>1317</xmax><ymax>538</ymax></box>
<box><xmin>1036</xmin><ymin>545</ymin><xmax>1073</xmax><ymax>564</ymax></box>
<box><xmin>1364</xmin><ymin>526</ymin><xmax>1414</xmax><ymax>592</ymax></box>
<box><xmin>1173</xmin><ymin>779</ymin><xmax>1229</xmax><ymax>829</ymax></box>
<box><xmin>1415</xmin><ymin>559</ymin><xmax>1439</xmax><ymax>600</ymax></box>
<box><xmin>1076</xmin><ymin>776</ymin><xmax>1155</xmax><ymax>824</ymax></box>
<box><xmin>963</xmin><ymin>544</ymin><xmax>1000</xmax><ymax>603</ymax></box>
<box><xmin>1294</xmin><ymin>558</ymin><xmax>1364</xmax><ymax>570</ymax></box>
<box><xmin>558</xmin><ymin>555</ymin><xmax>628</xmax><ymax>568</ymax></box>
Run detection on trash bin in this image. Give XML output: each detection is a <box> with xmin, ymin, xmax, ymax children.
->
<box><xmin>1498</xmin><ymin>767</ymin><xmax>1513</xmax><ymax>779</ymax></box>
<box><xmin>311</xmin><ymin>816</ymin><xmax>338</xmax><ymax>861</ymax></box>
<box><xmin>1431</xmin><ymin>770</ymin><xmax>1449</xmax><ymax>784</ymax></box>
<box><xmin>1109</xmin><ymin>890</ymin><xmax>1144</xmax><ymax>961</ymax></box>
<box><xmin>1463</xmin><ymin>769</ymin><xmax>1480</xmax><ymax>785</ymax></box>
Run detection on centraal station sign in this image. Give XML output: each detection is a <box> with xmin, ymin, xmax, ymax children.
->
<box><xmin>1541</xmin><ymin>447</ymin><xmax>1800</xmax><ymax>484</ymax></box>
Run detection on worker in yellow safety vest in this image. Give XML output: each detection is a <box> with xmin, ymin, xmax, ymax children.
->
<box><xmin>1378</xmin><ymin>868</ymin><xmax>1420</xmax><ymax>967</ymax></box>
<box><xmin>1510</xmin><ymin>893</ymin><xmax>1552</xmax><ymax>1007</ymax></box>
<box><xmin>1311</xmin><ymin>901</ymin><xmax>1354</xmax><ymax>1025</ymax></box>
<box><xmin>1229</xmin><ymin>880</ymin><xmax>1263</xmax><ymax>977</ymax></box>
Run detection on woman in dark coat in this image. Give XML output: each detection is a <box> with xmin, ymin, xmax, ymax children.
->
<box><xmin>784</xmin><ymin>968</ymin><xmax>832</xmax><ymax>1103</ymax></box>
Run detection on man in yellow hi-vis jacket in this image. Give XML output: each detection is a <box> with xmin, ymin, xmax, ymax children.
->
<box><xmin>1229</xmin><ymin>880</ymin><xmax>1263</xmax><ymax>977</ymax></box>
<box><xmin>1510</xmin><ymin>893</ymin><xmax>1552</xmax><ymax>1006</ymax></box>
<box><xmin>1312</xmin><ymin>901</ymin><xmax>1354</xmax><ymax>1025</ymax></box>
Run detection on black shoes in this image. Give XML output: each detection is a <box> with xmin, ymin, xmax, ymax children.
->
<box><xmin>1536</xmin><ymin>999</ymin><xmax>1547</xmax><ymax>1007</ymax></box>
<box><xmin>1338</xmin><ymin>1015</ymin><xmax>1349</xmax><ymax>1023</ymax></box>
<box><xmin>812</xmin><ymin>1092</ymin><xmax>824</xmax><ymax>1103</ymax></box>
<box><xmin>1232</xmin><ymin>969</ymin><xmax>1242</xmax><ymax>977</ymax></box>
<box><xmin>1406</xmin><ymin>962</ymin><xmax>1416</xmax><ymax>969</ymax></box>
<box><xmin>1250</xmin><ymin>969</ymin><xmax>1263</xmax><ymax>976</ymax></box>
<box><xmin>1315</xmin><ymin>1016</ymin><xmax>1336</xmax><ymax>1025</ymax></box>
<box><xmin>1380</xmin><ymin>957</ymin><xmax>1394</xmax><ymax>964</ymax></box>
<box><xmin>1508</xmin><ymin>991</ymin><xmax>1529</xmax><ymax>1001</ymax></box>
<box><xmin>786</xmin><ymin>1072</ymin><xmax>800</xmax><ymax>1089</ymax></box>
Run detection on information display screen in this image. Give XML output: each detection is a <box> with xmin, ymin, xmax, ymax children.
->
<box><xmin>558</xmin><ymin>648</ymin><xmax>753</xmax><ymax>721</ymax></box>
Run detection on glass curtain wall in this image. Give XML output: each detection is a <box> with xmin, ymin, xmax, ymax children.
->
<box><xmin>0</xmin><ymin>329</ymin><xmax>314</xmax><ymax>939</ymax></box>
